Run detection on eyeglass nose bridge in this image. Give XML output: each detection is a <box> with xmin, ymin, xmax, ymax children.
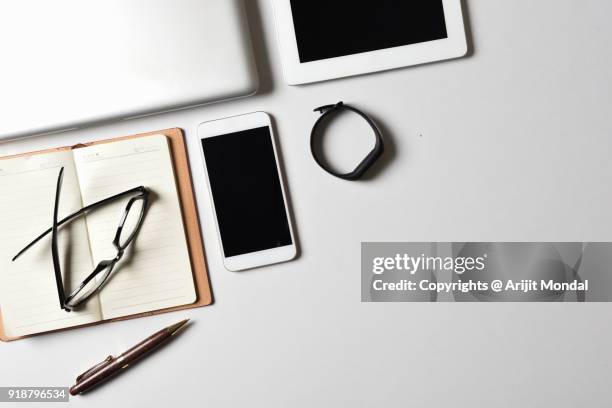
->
<box><xmin>113</xmin><ymin>248</ymin><xmax>125</xmax><ymax>263</ymax></box>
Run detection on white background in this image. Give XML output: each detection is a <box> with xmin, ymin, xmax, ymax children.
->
<box><xmin>1</xmin><ymin>0</ymin><xmax>612</xmax><ymax>406</ymax></box>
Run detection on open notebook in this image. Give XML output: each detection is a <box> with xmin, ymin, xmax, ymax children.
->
<box><xmin>0</xmin><ymin>130</ymin><xmax>211</xmax><ymax>340</ymax></box>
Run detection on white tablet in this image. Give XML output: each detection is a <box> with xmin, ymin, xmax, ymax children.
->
<box><xmin>272</xmin><ymin>0</ymin><xmax>468</xmax><ymax>85</ymax></box>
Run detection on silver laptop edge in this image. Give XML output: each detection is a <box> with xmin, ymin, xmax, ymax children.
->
<box><xmin>0</xmin><ymin>0</ymin><xmax>258</xmax><ymax>140</ymax></box>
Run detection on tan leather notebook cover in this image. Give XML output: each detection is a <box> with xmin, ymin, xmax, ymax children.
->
<box><xmin>0</xmin><ymin>128</ymin><xmax>212</xmax><ymax>341</ymax></box>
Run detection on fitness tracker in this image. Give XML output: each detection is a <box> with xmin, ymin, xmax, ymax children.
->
<box><xmin>310</xmin><ymin>102</ymin><xmax>384</xmax><ymax>180</ymax></box>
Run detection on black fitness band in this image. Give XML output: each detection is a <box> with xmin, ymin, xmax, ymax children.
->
<box><xmin>310</xmin><ymin>102</ymin><xmax>384</xmax><ymax>180</ymax></box>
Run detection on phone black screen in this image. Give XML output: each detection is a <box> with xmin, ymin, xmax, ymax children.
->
<box><xmin>201</xmin><ymin>126</ymin><xmax>292</xmax><ymax>257</ymax></box>
<box><xmin>290</xmin><ymin>0</ymin><xmax>448</xmax><ymax>63</ymax></box>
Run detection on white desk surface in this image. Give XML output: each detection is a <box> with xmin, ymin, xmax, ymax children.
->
<box><xmin>2</xmin><ymin>0</ymin><xmax>612</xmax><ymax>406</ymax></box>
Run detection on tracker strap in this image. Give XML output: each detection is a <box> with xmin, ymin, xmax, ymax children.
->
<box><xmin>310</xmin><ymin>102</ymin><xmax>384</xmax><ymax>180</ymax></box>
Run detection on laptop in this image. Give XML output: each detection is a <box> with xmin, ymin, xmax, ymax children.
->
<box><xmin>0</xmin><ymin>0</ymin><xmax>258</xmax><ymax>140</ymax></box>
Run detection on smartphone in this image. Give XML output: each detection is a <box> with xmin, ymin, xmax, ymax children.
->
<box><xmin>197</xmin><ymin>112</ymin><xmax>297</xmax><ymax>271</ymax></box>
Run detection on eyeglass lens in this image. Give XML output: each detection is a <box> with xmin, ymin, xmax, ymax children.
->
<box><xmin>65</xmin><ymin>262</ymin><xmax>114</xmax><ymax>308</ymax></box>
<box><xmin>116</xmin><ymin>196</ymin><xmax>146</xmax><ymax>250</ymax></box>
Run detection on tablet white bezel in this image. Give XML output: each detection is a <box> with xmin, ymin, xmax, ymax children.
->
<box><xmin>272</xmin><ymin>0</ymin><xmax>468</xmax><ymax>85</ymax></box>
<box><xmin>197</xmin><ymin>112</ymin><xmax>297</xmax><ymax>271</ymax></box>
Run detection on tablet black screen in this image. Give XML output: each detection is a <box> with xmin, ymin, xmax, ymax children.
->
<box><xmin>290</xmin><ymin>0</ymin><xmax>448</xmax><ymax>63</ymax></box>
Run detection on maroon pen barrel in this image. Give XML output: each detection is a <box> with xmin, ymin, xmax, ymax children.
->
<box><xmin>69</xmin><ymin>329</ymin><xmax>171</xmax><ymax>395</ymax></box>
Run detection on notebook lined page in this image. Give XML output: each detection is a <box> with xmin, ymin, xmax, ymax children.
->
<box><xmin>0</xmin><ymin>152</ymin><xmax>101</xmax><ymax>338</ymax></box>
<box><xmin>73</xmin><ymin>135</ymin><xmax>196</xmax><ymax>320</ymax></box>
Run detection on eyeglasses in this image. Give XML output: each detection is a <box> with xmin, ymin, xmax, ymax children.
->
<box><xmin>12</xmin><ymin>167</ymin><xmax>149</xmax><ymax>311</ymax></box>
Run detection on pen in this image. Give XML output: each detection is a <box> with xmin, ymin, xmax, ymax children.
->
<box><xmin>69</xmin><ymin>319</ymin><xmax>190</xmax><ymax>395</ymax></box>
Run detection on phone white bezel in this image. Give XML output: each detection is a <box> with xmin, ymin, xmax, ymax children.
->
<box><xmin>197</xmin><ymin>112</ymin><xmax>297</xmax><ymax>271</ymax></box>
<box><xmin>272</xmin><ymin>0</ymin><xmax>468</xmax><ymax>85</ymax></box>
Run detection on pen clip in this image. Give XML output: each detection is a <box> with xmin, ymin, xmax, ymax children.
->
<box><xmin>76</xmin><ymin>355</ymin><xmax>115</xmax><ymax>382</ymax></box>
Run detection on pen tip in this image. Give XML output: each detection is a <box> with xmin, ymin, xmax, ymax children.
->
<box><xmin>167</xmin><ymin>319</ymin><xmax>190</xmax><ymax>336</ymax></box>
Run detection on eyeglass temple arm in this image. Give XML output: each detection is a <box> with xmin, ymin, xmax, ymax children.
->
<box><xmin>12</xmin><ymin>186</ymin><xmax>147</xmax><ymax>262</ymax></box>
<box><xmin>51</xmin><ymin>168</ymin><xmax>69</xmax><ymax>311</ymax></box>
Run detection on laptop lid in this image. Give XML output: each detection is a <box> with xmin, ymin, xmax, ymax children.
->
<box><xmin>0</xmin><ymin>0</ymin><xmax>258</xmax><ymax>140</ymax></box>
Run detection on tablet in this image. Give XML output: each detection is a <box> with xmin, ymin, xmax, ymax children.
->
<box><xmin>272</xmin><ymin>0</ymin><xmax>468</xmax><ymax>85</ymax></box>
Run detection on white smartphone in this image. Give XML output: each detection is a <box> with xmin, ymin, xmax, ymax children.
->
<box><xmin>197</xmin><ymin>112</ymin><xmax>297</xmax><ymax>271</ymax></box>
